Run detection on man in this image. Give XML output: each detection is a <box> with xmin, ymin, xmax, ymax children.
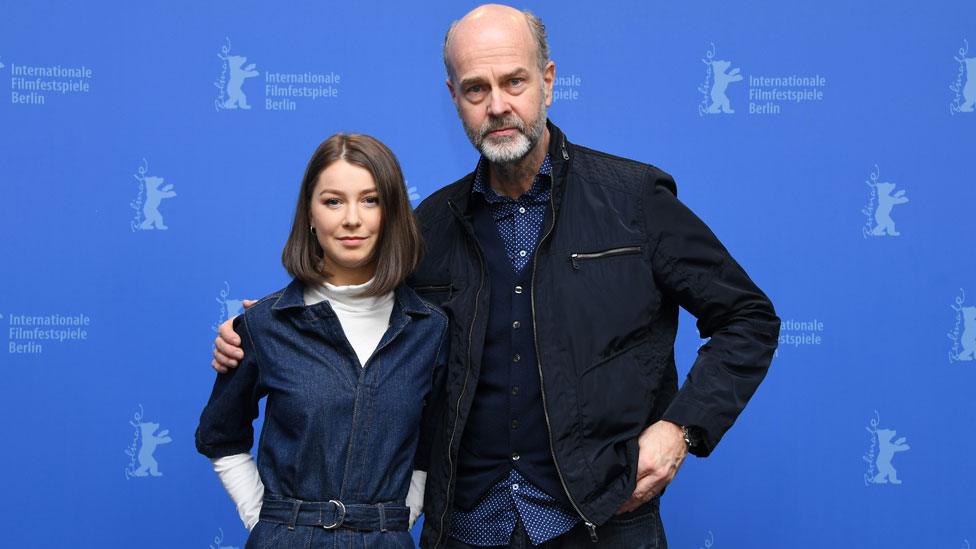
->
<box><xmin>213</xmin><ymin>5</ymin><xmax>779</xmax><ymax>547</ymax></box>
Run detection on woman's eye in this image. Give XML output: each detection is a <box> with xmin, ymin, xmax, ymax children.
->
<box><xmin>364</xmin><ymin>196</ymin><xmax>380</xmax><ymax>206</ymax></box>
<box><xmin>324</xmin><ymin>198</ymin><xmax>341</xmax><ymax>207</ymax></box>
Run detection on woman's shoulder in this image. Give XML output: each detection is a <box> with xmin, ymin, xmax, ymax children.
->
<box><xmin>237</xmin><ymin>279</ymin><xmax>304</xmax><ymax>329</ymax></box>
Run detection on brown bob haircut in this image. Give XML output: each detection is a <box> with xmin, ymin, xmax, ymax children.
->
<box><xmin>281</xmin><ymin>133</ymin><xmax>422</xmax><ymax>296</ymax></box>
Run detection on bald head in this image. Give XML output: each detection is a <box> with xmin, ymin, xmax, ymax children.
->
<box><xmin>443</xmin><ymin>4</ymin><xmax>550</xmax><ymax>83</ymax></box>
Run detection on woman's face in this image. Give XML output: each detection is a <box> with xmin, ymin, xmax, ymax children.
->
<box><xmin>309</xmin><ymin>159</ymin><xmax>382</xmax><ymax>286</ymax></box>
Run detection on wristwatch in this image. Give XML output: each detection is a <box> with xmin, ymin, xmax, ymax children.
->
<box><xmin>681</xmin><ymin>425</ymin><xmax>703</xmax><ymax>452</ymax></box>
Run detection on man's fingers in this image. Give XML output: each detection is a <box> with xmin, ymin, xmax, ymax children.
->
<box><xmin>218</xmin><ymin>321</ymin><xmax>242</xmax><ymax>347</ymax></box>
<box><xmin>615</xmin><ymin>495</ymin><xmax>642</xmax><ymax>515</ymax></box>
<box><xmin>211</xmin><ymin>358</ymin><xmax>230</xmax><ymax>374</ymax></box>
<box><xmin>213</xmin><ymin>344</ymin><xmax>239</xmax><ymax>369</ymax></box>
<box><xmin>214</xmin><ymin>333</ymin><xmax>244</xmax><ymax>360</ymax></box>
<box><xmin>633</xmin><ymin>471</ymin><xmax>667</xmax><ymax>501</ymax></box>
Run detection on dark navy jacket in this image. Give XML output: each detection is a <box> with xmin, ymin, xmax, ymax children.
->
<box><xmin>411</xmin><ymin>121</ymin><xmax>780</xmax><ymax>547</ymax></box>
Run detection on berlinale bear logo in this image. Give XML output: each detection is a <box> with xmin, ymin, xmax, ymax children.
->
<box><xmin>869</xmin><ymin>428</ymin><xmax>910</xmax><ymax>484</ymax></box>
<box><xmin>708</xmin><ymin>60</ymin><xmax>742</xmax><ymax>114</ymax></box>
<box><xmin>698</xmin><ymin>44</ymin><xmax>743</xmax><ymax>116</ymax></box>
<box><xmin>124</xmin><ymin>405</ymin><xmax>173</xmax><ymax>479</ymax></box>
<box><xmin>950</xmin><ymin>39</ymin><xmax>976</xmax><ymax>115</ymax></box>
<box><xmin>215</xmin><ymin>38</ymin><xmax>259</xmax><ymax>111</ymax></box>
<box><xmin>132</xmin><ymin>421</ymin><xmax>173</xmax><ymax>477</ymax></box>
<box><xmin>130</xmin><ymin>158</ymin><xmax>177</xmax><ymax>231</ymax></box>
<box><xmin>953</xmin><ymin>306</ymin><xmax>976</xmax><ymax>362</ymax></box>
<box><xmin>213</xmin><ymin>281</ymin><xmax>245</xmax><ymax>332</ymax></box>
<box><xmin>961</xmin><ymin>57</ymin><xmax>976</xmax><ymax>112</ymax></box>
<box><xmin>862</xmin><ymin>165</ymin><xmax>908</xmax><ymax>238</ymax></box>
<box><xmin>863</xmin><ymin>411</ymin><xmax>910</xmax><ymax>486</ymax></box>
<box><xmin>948</xmin><ymin>289</ymin><xmax>975</xmax><ymax>363</ymax></box>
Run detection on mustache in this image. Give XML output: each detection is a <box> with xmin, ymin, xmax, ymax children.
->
<box><xmin>480</xmin><ymin>114</ymin><xmax>526</xmax><ymax>138</ymax></box>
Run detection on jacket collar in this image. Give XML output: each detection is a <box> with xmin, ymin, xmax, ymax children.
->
<box><xmin>272</xmin><ymin>277</ymin><xmax>432</xmax><ymax>317</ymax></box>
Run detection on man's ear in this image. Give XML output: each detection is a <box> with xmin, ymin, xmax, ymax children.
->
<box><xmin>543</xmin><ymin>60</ymin><xmax>555</xmax><ymax>107</ymax></box>
<box><xmin>446</xmin><ymin>78</ymin><xmax>457</xmax><ymax>102</ymax></box>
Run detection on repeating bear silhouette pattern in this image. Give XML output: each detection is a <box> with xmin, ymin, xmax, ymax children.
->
<box><xmin>708</xmin><ymin>60</ymin><xmax>743</xmax><ymax>114</ymax></box>
<box><xmin>132</xmin><ymin>421</ymin><xmax>172</xmax><ymax>477</ymax></box>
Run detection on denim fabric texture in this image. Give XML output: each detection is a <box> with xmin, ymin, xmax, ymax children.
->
<box><xmin>197</xmin><ymin>278</ymin><xmax>448</xmax><ymax>548</ymax></box>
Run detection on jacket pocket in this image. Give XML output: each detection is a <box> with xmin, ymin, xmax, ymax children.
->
<box><xmin>413</xmin><ymin>283</ymin><xmax>454</xmax><ymax>306</ymax></box>
<box><xmin>577</xmin><ymin>340</ymin><xmax>653</xmax><ymax>495</ymax></box>
<box><xmin>569</xmin><ymin>246</ymin><xmax>642</xmax><ymax>270</ymax></box>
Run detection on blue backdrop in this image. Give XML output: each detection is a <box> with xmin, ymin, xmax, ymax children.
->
<box><xmin>1</xmin><ymin>1</ymin><xmax>973</xmax><ymax>547</ymax></box>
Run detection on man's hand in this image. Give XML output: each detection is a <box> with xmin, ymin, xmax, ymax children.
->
<box><xmin>211</xmin><ymin>300</ymin><xmax>256</xmax><ymax>373</ymax></box>
<box><xmin>616</xmin><ymin>420</ymin><xmax>688</xmax><ymax>514</ymax></box>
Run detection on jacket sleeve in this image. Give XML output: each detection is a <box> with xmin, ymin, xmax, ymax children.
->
<box><xmin>414</xmin><ymin>319</ymin><xmax>450</xmax><ymax>472</ymax></box>
<box><xmin>643</xmin><ymin>172</ymin><xmax>780</xmax><ymax>457</ymax></box>
<box><xmin>195</xmin><ymin>313</ymin><xmax>265</xmax><ymax>459</ymax></box>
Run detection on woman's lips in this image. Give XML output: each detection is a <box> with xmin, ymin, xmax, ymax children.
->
<box><xmin>337</xmin><ymin>236</ymin><xmax>367</xmax><ymax>247</ymax></box>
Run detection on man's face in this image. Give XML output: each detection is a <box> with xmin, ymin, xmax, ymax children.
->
<box><xmin>446</xmin><ymin>13</ymin><xmax>555</xmax><ymax>164</ymax></box>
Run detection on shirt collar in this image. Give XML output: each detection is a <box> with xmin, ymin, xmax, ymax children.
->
<box><xmin>472</xmin><ymin>154</ymin><xmax>552</xmax><ymax>204</ymax></box>
<box><xmin>273</xmin><ymin>278</ymin><xmax>431</xmax><ymax>316</ymax></box>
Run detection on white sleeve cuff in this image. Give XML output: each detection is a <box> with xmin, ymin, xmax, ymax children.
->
<box><xmin>405</xmin><ymin>470</ymin><xmax>427</xmax><ymax>528</ymax></box>
<box><xmin>211</xmin><ymin>453</ymin><xmax>264</xmax><ymax>531</ymax></box>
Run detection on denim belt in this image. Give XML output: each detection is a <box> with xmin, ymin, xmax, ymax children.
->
<box><xmin>259</xmin><ymin>496</ymin><xmax>410</xmax><ymax>532</ymax></box>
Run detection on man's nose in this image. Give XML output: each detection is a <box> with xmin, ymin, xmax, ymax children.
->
<box><xmin>487</xmin><ymin>89</ymin><xmax>510</xmax><ymax>118</ymax></box>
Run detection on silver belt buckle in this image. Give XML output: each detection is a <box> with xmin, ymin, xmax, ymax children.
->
<box><xmin>321</xmin><ymin>499</ymin><xmax>346</xmax><ymax>529</ymax></box>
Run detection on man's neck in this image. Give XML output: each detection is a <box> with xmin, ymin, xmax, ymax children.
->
<box><xmin>488</xmin><ymin>129</ymin><xmax>550</xmax><ymax>199</ymax></box>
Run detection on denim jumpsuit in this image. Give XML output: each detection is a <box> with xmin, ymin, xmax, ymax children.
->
<box><xmin>196</xmin><ymin>279</ymin><xmax>448</xmax><ymax>549</ymax></box>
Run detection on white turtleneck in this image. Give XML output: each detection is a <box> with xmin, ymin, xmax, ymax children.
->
<box><xmin>211</xmin><ymin>279</ymin><xmax>426</xmax><ymax>531</ymax></box>
<box><xmin>302</xmin><ymin>278</ymin><xmax>394</xmax><ymax>367</ymax></box>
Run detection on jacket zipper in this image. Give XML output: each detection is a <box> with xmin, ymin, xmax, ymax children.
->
<box><xmin>570</xmin><ymin>246</ymin><xmax>642</xmax><ymax>270</ymax></box>
<box><xmin>435</xmin><ymin>200</ymin><xmax>487</xmax><ymax>549</ymax></box>
<box><xmin>532</xmin><ymin>137</ymin><xmax>600</xmax><ymax>542</ymax></box>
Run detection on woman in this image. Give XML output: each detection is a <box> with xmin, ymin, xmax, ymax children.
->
<box><xmin>196</xmin><ymin>133</ymin><xmax>446</xmax><ymax>548</ymax></box>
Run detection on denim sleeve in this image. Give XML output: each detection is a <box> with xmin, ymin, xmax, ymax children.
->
<box><xmin>414</xmin><ymin>320</ymin><xmax>449</xmax><ymax>472</ymax></box>
<box><xmin>642</xmin><ymin>172</ymin><xmax>781</xmax><ymax>457</ymax></box>
<box><xmin>195</xmin><ymin>313</ymin><xmax>264</xmax><ymax>459</ymax></box>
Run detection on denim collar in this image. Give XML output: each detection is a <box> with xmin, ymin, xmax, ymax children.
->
<box><xmin>273</xmin><ymin>278</ymin><xmax>431</xmax><ymax>316</ymax></box>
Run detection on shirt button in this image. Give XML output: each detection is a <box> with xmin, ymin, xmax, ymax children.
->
<box><xmin>513</xmin><ymin>354</ymin><xmax>521</xmax><ymax>362</ymax></box>
<box><xmin>514</xmin><ymin>285</ymin><xmax>523</xmax><ymax>294</ymax></box>
<box><xmin>512</xmin><ymin>483</ymin><xmax>520</xmax><ymax>491</ymax></box>
<box><xmin>518</xmin><ymin>207</ymin><xmax>526</xmax><ymax>214</ymax></box>
<box><xmin>511</xmin><ymin>453</ymin><xmax>520</xmax><ymax>461</ymax></box>
<box><xmin>511</xmin><ymin>385</ymin><xmax>519</xmax><ymax>396</ymax></box>
<box><xmin>512</xmin><ymin>321</ymin><xmax>521</xmax><ymax>329</ymax></box>
<box><xmin>519</xmin><ymin>250</ymin><xmax>527</xmax><ymax>257</ymax></box>
<box><xmin>511</xmin><ymin>419</ymin><xmax>519</xmax><ymax>429</ymax></box>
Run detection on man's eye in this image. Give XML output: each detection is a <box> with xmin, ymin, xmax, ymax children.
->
<box><xmin>467</xmin><ymin>85</ymin><xmax>484</xmax><ymax>94</ymax></box>
<box><xmin>510</xmin><ymin>78</ymin><xmax>523</xmax><ymax>87</ymax></box>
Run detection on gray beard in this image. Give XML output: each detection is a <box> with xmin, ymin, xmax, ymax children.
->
<box><xmin>464</xmin><ymin>100</ymin><xmax>547</xmax><ymax>166</ymax></box>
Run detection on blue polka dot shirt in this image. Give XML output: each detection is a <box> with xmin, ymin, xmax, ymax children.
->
<box><xmin>470</xmin><ymin>154</ymin><xmax>553</xmax><ymax>274</ymax></box>
<box><xmin>449</xmin><ymin>154</ymin><xmax>580</xmax><ymax>546</ymax></box>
